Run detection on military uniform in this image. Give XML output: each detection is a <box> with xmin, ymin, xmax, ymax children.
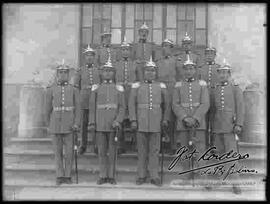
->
<box><xmin>74</xmin><ymin>47</ymin><xmax>101</xmax><ymax>153</ymax></box>
<box><xmin>210</xmin><ymin>63</ymin><xmax>245</xmax><ymax>183</ymax></box>
<box><xmin>132</xmin><ymin>22</ymin><xmax>156</xmax><ymax>82</ymax></box>
<box><xmin>88</xmin><ymin>59</ymin><xmax>125</xmax><ymax>184</ymax></box>
<box><xmin>177</xmin><ymin>33</ymin><xmax>201</xmax><ymax>80</ymax></box>
<box><xmin>197</xmin><ymin>46</ymin><xmax>220</xmax><ymax>148</ymax></box>
<box><xmin>96</xmin><ymin>31</ymin><xmax>118</xmax><ymax>66</ymax></box>
<box><xmin>129</xmin><ymin>58</ymin><xmax>170</xmax><ymax>186</ymax></box>
<box><xmin>45</xmin><ymin>64</ymin><xmax>80</xmax><ymax>185</ymax></box>
<box><xmin>177</xmin><ymin>51</ymin><xmax>201</xmax><ymax>80</ymax></box>
<box><xmin>172</xmin><ymin>56</ymin><xmax>209</xmax><ymax>178</ymax></box>
<box><xmin>96</xmin><ymin>45</ymin><xmax>118</xmax><ymax>66</ymax></box>
<box><xmin>156</xmin><ymin>39</ymin><xmax>179</xmax><ymax>153</ymax></box>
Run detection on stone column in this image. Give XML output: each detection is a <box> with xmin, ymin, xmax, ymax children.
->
<box><xmin>242</xmin><ymin>84</ymin><xmax>266</xmax><ymax>144</ymax></box>
<box><xmin>18</xmin><ymin>83</ymin><xmax>47</xmax><ymax>137</ymax></box>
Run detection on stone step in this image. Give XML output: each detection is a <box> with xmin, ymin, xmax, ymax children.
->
<box><xmin>4</xmin><ymin>148</ymin><xmax>267</xmax><ymax>172</ymax></box>
<box><xmin>4</xmin><ymin>178</ymin><xmax>265</xmax><ymax>192</ymax></box>
<box><xmin>9</xmin><ymin>137</ymin><xmax>267</xmax><ymax>157</ymax></box>
<box><xmin>4</xmin><ymin>163</ymin><xmax>266</xmax><ymax>185</ymax></box>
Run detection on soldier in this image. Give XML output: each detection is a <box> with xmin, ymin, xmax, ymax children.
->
<box><xmin>210</xmin><ymin>59</ymin><xmax>244</xmax><ymax>194</ymax></box>
<box><xmin>198</xmin><ymin>44</ymin><xmax>220</xmax><ymax>88</ymax></box>
<box><xmin>177</xmin><ymin>32</ymin><xmax>201</xmax><ymax>80</ymax></box>
<box><xmin>96</xmin><ymin>29</ymin><xmax>118</xmax><ymax>67</ymax></box>
<box><xmin>115</xmin><ymin>36</ymin><xmax>139</xmax><ymax>153</ymax></box>
<box><xmin>129</xmin><ymin>56</ymin><xmax>170</xmax><ymax>186</ymax></box>
<box><xmin>74</xmin><ymin>45</ymin><xmax>100</xmax><ymax>155</ymax></box>
<box><xmin>156</xmin><ymin>39</ymin><xmax>178</xmax><ymax>154</ymax></box>
<box><xmin>45</xmin><ymin>60</ymin><xmax>80</xmax><ymax>185</ymax></box>
<box><xmin>172</xmin><ymin>55</ymin><xmax>209</xmax><ymax>179</ymax></box>
<box><xmin>88</xmin><ymin>57</ymin><xmax>125</xmax><ymax>185</ymax></box>
<box><xmin>197</xmin><ymin>44</ymin><xmax>220</xmax><ymax>148</ymax></box>
<box><xmin>132</xmin><ymin>22</ymin><xmax>156</xmax><ymax>82</ymax></box>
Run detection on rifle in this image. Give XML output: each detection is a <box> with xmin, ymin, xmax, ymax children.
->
<box><xmin>73</xmin><ymin>129</ymin><xmax>79</xmax><ymax>184</ymax></box>
<box><xmin>188</xmin><ymin>126</ymin><xmax>196</xmax><ymax>187</ymax></box>
<box><xmin>113</xmin><ymin>126</ymin><xmax>120</xmax><ymax>179</ymax></box>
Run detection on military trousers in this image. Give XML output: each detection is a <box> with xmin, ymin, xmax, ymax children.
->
<box><xmin>80</xmin><ymin>109</ymin><xmax>96</xmax><ymax>148</ymax></box>
<box><xmin>210</xmin><ymin>133</ymin><xmax>241</xmax><ymax>183</ymax></box>
<box><xmin>137</xmin><ymin>132</ymin><xmax>161</xmax><ymax>179</ymax></box>
<box><xmin>96</xmin><ymin>131</ymin><xmax>117</xmax><ymax>178</ymax></box>
<box><xmin>175</xmin><ymin>130</ymin><xmax>207</xmax><ymax>180</ymax></box>
<box><xmin>52</xmin><ymin>133</ymin><xmax>74</xmax><ymax>178</ymax></box>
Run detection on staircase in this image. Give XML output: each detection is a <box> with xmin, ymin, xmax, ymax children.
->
<box><xmin>4</xmin><ymin>135</ymin><xmax>266</xmax><ymax>194</ymax></box>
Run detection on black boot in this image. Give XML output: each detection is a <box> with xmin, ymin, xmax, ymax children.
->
<box><xmin>150</xmin><ymin>178</ymin><xmax>162</xmax><ymax>187</ymax></box>
<box><xmin>232</xmin><ymin>185</ymin><xmax>242</xmax><ymax>194</ymax></box>
<box><xmin>97</xmin><ymin>177</ymin><xmax>107</xmax><ymax>185</ymax></box>
<box><xmin>136</xmin><ymin>177</ymin><xmax>147</xmax><ymax>185</ymax></box>
<box><xmin>108</xmin><ymin>178</ymin><xmax>117</xmax><ymax>185</ymax></box>
<box><xmin>65</xmin><ymin>177</ymin><xmax>73</xmax><ymax>184</ymax></box>
<box><xmin>56</xmin><ymin>177</ymin><xmax>63</xmax><ymax>186</ymax></box>
<box><xmin>94</xmin><ymin>146</ymin><xmax>98</xmax><ymax>155</ymax></box>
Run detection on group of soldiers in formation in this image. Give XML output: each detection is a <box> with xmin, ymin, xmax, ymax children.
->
<box><xmin>45</xmin><ymin>22</ymin><xmax>244</xmax><ymax>194</ymax></box>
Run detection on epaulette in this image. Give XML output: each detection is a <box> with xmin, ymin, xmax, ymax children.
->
<box><xmin>116</xmin><ymin>84</ymin><xmax>124</xmax><ymax>92</ymax></box>
<box><xmin>131</xmin><ymin>82</ymin><xmax>140</xmax><ymax>88</ymax></box>
<box><xmin>91</xmin><ymin>84</ymin><xmax>99</xmax><ymax>91</ymax></box>
<box><xmin>175</xmin><ymin>81</ymin><xmax>182</xmax><ymax>87</ymax></box>
<box><xmin>160</xmin><ymin>82</ymin><xmax>167</xmax><ymax>89</ymax></box>
<box><xmin>199</xmin><ymin>80</ymin><xmax>207</xmax><ymax>86</ymax></box>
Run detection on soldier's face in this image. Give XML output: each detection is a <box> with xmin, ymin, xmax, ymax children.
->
<box><xmin>57</xmin><ymin>70</ymin><xmax>69</xmax><ymax>82</ymax></box>
<box><xmin>144</xmin><ymin>68</ymin><xmax>156</xmax><ymax>81</ymax></box>
<box><xmin>182</xmin><ymin>42</ymin><xmax>192</xmax><ymax>51</ymax></box>
<box><xmin>85</xmin><ymin>53</ymin><xmax>95</xmax><ymax>63</ymax></box>
<box><xmin>121</xmin><ymin>47</ymin><xmax>130</xmax><ymax>58</ymax></box>
<box><xmin>102</xmin><ymin>68</ymin><xmax>114</xmax><ymax>80</ymax></box>
<box><xmin>183</xmin><ymin>65</ymin><xmax>196</xmax><ymax>79</ymax></box>
<box><xmin>163</xmin><ymin>44</ymin><xmax>172</xmax><ymax>56</ymax></box>
<box><xmin>217</xmin><ymin>70</ymin><xmax>230</xmax><ymax>82</ymax></box>
<box><xmin>205</xmin><ymin>52</ymin><xmax>216</xmax><ymax>62</ymax></box>
<box><xmin>139</xmin><ymin>30</ymin><xmax>148</xmax><ymax>40</ymax></box>
<box><xmin>103</xmin><ymin>35</ymin><xmax>111</xmax><ymax>45</ymax></box>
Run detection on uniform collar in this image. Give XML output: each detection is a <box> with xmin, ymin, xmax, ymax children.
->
<box><xmin>123</xmin><ymin>57</ymin><xmax>129</xmax><ymax>61</ymax></box>
<box><xmin>145</xmin><ymin>80</ymin><xmax>154</xmax><ymax>83</ymax></box>
<box><xmin>220</xmin><ymin>81</ymin><xmax>229</xmax><ymax>86</ymax></box>
<box><xmin>164</xmin><ymin>55</ymin><xmax>171</xmax><ymax>59</ymax></box>
<box><xmin>86</xmin><ymin>63</ymin><xmax>94</xmax><ymax>68</ymax></box>
<box><xmin>103</xmin><ymin>80</ymin><xmax>113</xmax><ymax>84</ymax></box>
<box><xmin>139</xmin><ymin>39</ymin><xmax>147</xmax><ymax>43</ymax></box>
<box><xmin>185</xmin><ymin>77</ymin><xmax>195</xmax><ymax>82</ymax></box>
<box><xmin>186</xmin><ymin>50</ymin><xmax>191</xmax><ymax>54</ymax></box>
<box><xmin>103</xmin><ymin>44</ymin><xmax>111</xmax><ymax>48</ymax></box>
<box><xmin>207</xmin><ymin>61</ymin><xmax>215</xmax><ymax>65</ymax></box>
<box><xmin>57</xmin><ymin>81</ymin><xmax>68</xmax><ymax>86</ymax></box>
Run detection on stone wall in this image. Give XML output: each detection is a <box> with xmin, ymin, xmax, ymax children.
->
<box><xmin>208</xmin><ymin>3</ymin><xmax>266</xmax><ymax>90</ymax></box>
<box><xmin>3</xmin><ymin>4</ymin><xmax>80</xmax><ymax>85</ymax></box>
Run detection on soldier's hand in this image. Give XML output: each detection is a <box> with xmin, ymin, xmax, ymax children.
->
<box><xmin>233</xmin><ymin>125</ymin><xmax>242</xmax><ymax>135</ymax></box>
<box><xmin>162</xmin><ymin>120</ymin><xmax>169</xmax><ymax>129</ymax></box>
<box><xmin>78</xmin><ymin>145</ymin><xmax>86</xmax><ymax>155</ymax></box>
<box><xmin>88</xmin><ymin>124</ymin><xmax>95</xmax><ymax>132</ymax></box>
<box><xmin>112</xmin><ymin>121</ymin><xmax>121</xmax><ymax>129</ymax></box>
<box><xmin>71</xmin><ymin>125</ymin><xmax>79</xmax><ymax>132</ymax></box>
<box><xmin>130</xmin><ymin>121</ymin><xmax>138</xmax><ymax>131</ymax></box>
<box><xmin>183</xmin><ymin>117</ymin><xmax>193</xmax><ymax>128</ymax></box>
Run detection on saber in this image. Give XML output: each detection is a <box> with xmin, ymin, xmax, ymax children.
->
<box><xmin>73</xmin><ymin>130</ymin><xmax>79</xmax><ymax>184</ymax></box>
<box><xmin>113</xmin><ymin>127</ymin><xmax>120</xmax><ymax>179</ymax></box>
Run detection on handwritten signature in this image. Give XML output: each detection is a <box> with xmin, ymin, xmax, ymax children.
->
<box><xmin>168</xmin><ymin>146</ymin><xmax>257</xmax><ymax>180</ymax></box>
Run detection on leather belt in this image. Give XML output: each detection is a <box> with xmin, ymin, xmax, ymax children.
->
<box><xmin>181</xmin><ymin>103</ymin><xmax>200</xmax><ymax>108</ymax></box>
<box><xmin>53</xmin><ymin>106</ymin><xmax>74</xmax><ymax>111</ymax></box>
<box><xmin>138</xmin><ymin>104</ymin><xmax>161</xmax><ymax>108</ymax></box>
<box><xmin>97</xmin><ymin>104</ymin><xmax>117</xmax><ymax>109</ymax></box>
